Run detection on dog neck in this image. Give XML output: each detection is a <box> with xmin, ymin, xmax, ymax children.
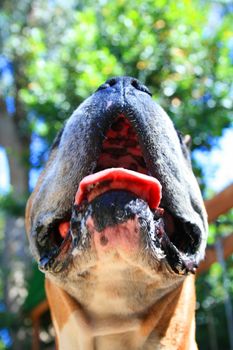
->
<box><xmin>46</xmin><ymin>275</ymin><xmax>197</xmax><ymax>350</ymax></box>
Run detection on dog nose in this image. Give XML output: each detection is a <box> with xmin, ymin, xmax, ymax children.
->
<box><xmin>96</xmin><ymin>76</ymin><xmax>152</xmax><ymax>96</ymax></box>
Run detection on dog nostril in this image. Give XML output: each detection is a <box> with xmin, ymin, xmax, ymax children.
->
<box><xmin>131</xmin><ymin>79</ymin><xmax>152</xmax><ymax>96</ymax></box>
<box><xmin>96</xmin><ymin>78</ymin><xmax>118</xmax><ymax>92</ymax></box>
<box><xmin>96</xmin><ymin>83</ymin><xmax>110</xmax><ymax>91</ymax></box>
<box><xmin>131</xmin><ymin>79</ymin><xmax>140</xmax><ymax>89</ymax></box>
<box><xmin>107</xmin><ymin>78</ymin><xmax>117</xmax><ymax>86</ymax></box>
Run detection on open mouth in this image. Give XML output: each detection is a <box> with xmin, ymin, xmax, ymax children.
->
<box><xmin>36</xmin><ymin>115</ymin><xmax>201</xmax><ymax>274</ymax></box>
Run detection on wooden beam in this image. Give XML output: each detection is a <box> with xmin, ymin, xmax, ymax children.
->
<box><xmin>30</xmin><ymin>299</ymin><xmax>49</xmax><ymax>320</ymax></box>
<box><xmin>30</xmin><ymin>300</ymin><xmax>49</xmax><ymax>350</ymax></box>
<box><xmin>197</xmin><ymin>232</ymin><xmax>233</xmax><ymax>275</ymax></box>
<box><xmin>31</xmin><ymin>318</ymin><xmax>40</xmax><ymax>350</ymax></box>
<box><xmin>197</xmin><ymin>184</ymin><xmax>233</xmax><ymax>275</ymax></box>
<box><xmin>205</xmin><ymin>183</ymin><xmax>233</xmax><ymax>223</ymax></box>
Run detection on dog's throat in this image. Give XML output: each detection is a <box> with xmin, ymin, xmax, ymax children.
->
<box><xmin>96</xmin><ymin>115</ymin><xmax>147</xmax><ymax>174</ymax></box>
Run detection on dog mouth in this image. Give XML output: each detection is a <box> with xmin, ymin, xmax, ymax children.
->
<box><xmin>36</xmin><ymin>115</ymin><xmax>201</xmax><ymax>274</ymax></box>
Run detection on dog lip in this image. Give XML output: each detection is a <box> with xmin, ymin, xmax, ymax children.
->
<box><xmin>160</xmin><ymin>232</ymin><xmax>199</xmax><ymax>274</ymax></box>
<box><xmin>36</xmin><ymin>151</ymin><xmax>201</xmax><ymax>274</ymax></box>
<box><xmin>38</xmin><ymin>230</ymin><xmax>73</xmax><ymax>272</ymax></box>
<box><xmin>75</xmin><ymin>168</ymin><xmax>162</xmax><ymax>209</ymax></box>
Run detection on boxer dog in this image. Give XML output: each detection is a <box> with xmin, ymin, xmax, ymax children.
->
<box><xmin>26</xmin><ymin>77</ymin><xmax>208</xmax><ymax>349</ymax></box>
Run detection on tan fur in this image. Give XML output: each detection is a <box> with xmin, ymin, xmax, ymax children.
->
<box><xmin>45</xmin><ymin>275</ymin><xmax>197</xmax><ymax>349</ymax></box>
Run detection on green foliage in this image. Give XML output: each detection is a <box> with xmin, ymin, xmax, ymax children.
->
<box><xmin>196</xmin><ymin>255</ymin><xmax>233</xmax><ymax>349</ymax></box>
<box><xmin>0</xmin><ymin>341</ymin><xmax>6</xmax><ymax>350</ymax></box>
<box><xmin>23</xmin><ymin>264</ymin><xmax>46</xmax><ymax>314</ymax></box>
<box><xmin>196</xmin><ymin>211</ymin><xmax>233</xmax><ymax>349</ymax></box>
<box><xmin>0</xmin><ymin>215</ymin><xmax>4</xmax><ymax>301</ymax></box>
<box><xmin>208</xmin><ymin>209</ymin><xmax>233</xmax><ymax>244</ymax></box>
<box><xmin>0</xmin><ymin>1</ymin><xmax>233</xmax><ymax>349</ymax></box>
<box><xmin>1</xmin><ymin>0</ymin><xmax>232</xmax><ymax>146</ymax></box>
<box><xmin>0</xmin><ymin>194</ymin><xmax>27</xmax><ymax>217</ymax></box>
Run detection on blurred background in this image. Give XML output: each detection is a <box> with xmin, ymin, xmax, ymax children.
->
<box><xmin>0</xmin><ymin>0</ymin><xmax>233</xmax><ymax>349</ymax></box>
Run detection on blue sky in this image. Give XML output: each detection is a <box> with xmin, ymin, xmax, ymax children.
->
<box><xmin>1</xmin><ymin>127</ymin><xmax>233</xmax><ymax>197</ymax></box>
<box><xmin>193</xmin><ymin>127</ymin><xmax>233</xmax><ymax>193</ymax></box>
<box><xmin>0</xmin><ymin>148</ymin><xmax>10</xmax><ymax>192</ymax></box>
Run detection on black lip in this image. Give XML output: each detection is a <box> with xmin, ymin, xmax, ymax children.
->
<box><xmin>30</xmin><ymin>76</ymin><xmax>207</xmax><ymax>274</ymax></box>
<box><xmin>36</xmin><ymin>191</ymin><xmax>200</xmax><ymax>275</ymax></box>
<box><xmin>38</xmin><ymin>231</ymin><xmax>73</xmax><ymax>272</ymax></box>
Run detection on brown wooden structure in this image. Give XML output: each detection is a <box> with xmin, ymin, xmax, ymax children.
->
<box><xmin>205</xmin><ymin>184</ymin><xmax>233</xmax><ymax>223</ymax></box>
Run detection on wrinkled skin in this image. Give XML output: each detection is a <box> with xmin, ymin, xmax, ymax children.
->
<box><xmin>26</xmin><ymin>77</ymin><xmax>208</xmax><ymax>350</ymax></box>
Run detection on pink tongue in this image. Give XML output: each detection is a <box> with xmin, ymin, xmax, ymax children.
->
<box><xmin>75</xmin><ymin>168</ymin><xmax>162</xmax><ymax>209</ymax></box>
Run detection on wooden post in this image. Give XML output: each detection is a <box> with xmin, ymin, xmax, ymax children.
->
<box><xmin>31</xmin><ymin>317</ymin><xmax>40</xmax><ymax>350</ymax></box>
<box><xmin>30</xmin><ymin>300</ymin><xmax>49</xmax><ymax>350</ymax></box>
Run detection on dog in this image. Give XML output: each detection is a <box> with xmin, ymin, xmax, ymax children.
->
<box><xmin>26</xmin><ymin>76</ymin><xmax>208</xmax><ymax>349</ymax></box>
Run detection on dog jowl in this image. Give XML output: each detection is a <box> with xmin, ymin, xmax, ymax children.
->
<box><xmin>26</xmin><ymin>76</ymin><xmax>208</xmax><ymax>350</ymax></box>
